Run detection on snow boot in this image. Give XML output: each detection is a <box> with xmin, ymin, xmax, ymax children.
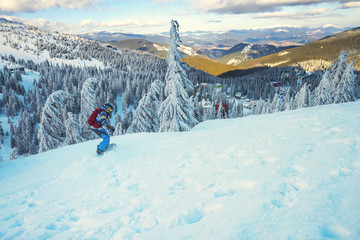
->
<box><xmin>96</xmin><ymin>145</ymin><xmax>104</xmax><ymax>155</ymax></box>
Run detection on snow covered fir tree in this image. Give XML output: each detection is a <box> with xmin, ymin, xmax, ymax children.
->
<box><xmin>0</xmin><ymin>20</ymin><xmax>359</xmax><ymax>160</ymax></box>
<box><xmin>159</xmin><ymin>20</ymin><xmax>198</xmax><ymax>132</ymax></box>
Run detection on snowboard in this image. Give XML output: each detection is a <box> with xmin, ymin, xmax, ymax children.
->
<box><xmin>97</xmin><ymin>143</ymin><xmax>117</xmax><ymax>156</ymax></box>
<box><xmin>104</xmin><ymin>143</ymin><xmax>117</xmax><ymax>152</ymax></box>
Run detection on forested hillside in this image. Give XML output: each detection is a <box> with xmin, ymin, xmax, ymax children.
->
<box><xmin>0</xmin><ymin>21</ymin><xmax>219</xmax><ymax>160</ymax></box>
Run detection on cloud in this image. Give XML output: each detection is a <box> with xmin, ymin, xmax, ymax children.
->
<box><xmin>79</xmin><ymin>20</ymin><xmax>94</xmax><ymax>28</ymax></box>
<box><xmin>97</xmin><ymin>19</ymin><xmax>164</xmax><ymax>28</ymax></box>
<box><xmin>338</xmin><ymin>1</ymin><xmax>360</xmax><ymax>9</ymax></box>
<box><xmin>0</xmin><ymin>0</ymin><xmax>102</xmax><ymax>13</ymax></box>
<box><xmin>0</xmin><ymin>15</ymin><xmax>166</xmax><ymax>33</ymax></box>
<box><xmin>191</xmin><ymin>0</ymin><xmax>356</xmax><ymax>14</ymax></box>
<box><xmin>253</xmin><ymin>8</ymin><xmax>334</xmax><ymax>20</ymax></box>
<box><xmin>0</xmin><ymin>15</ymin><xmax>70</xmax><ymax>32</ymax></box>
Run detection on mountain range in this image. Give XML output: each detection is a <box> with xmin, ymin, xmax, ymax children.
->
<box><xmin>80</xmin><ymin>25</ymin><xmax>348</xmax><ymax>61</ymax></box>
<box><xmin>86</xmin><ymin>25</ymin><xmax>359</xmax><ymax>76</ymax></box>
<box><xmin>233</xmin><ymin>27</ymin><xmax>360</xmax><ymax>72</ymax></box>
<box><xmin>80</xmin><ymin>25</ymin><xmax>347</xmax><ymax>48</ymax></box>
<box><xmin>1</xmin><ymin>17</ymin><xmax>358</xmax><ymax>77</ymax></box>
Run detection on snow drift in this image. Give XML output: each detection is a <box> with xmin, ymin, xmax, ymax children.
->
<box><xmin>0</xmin><ymin>102</ymin><xmax>360</xmax><ymax>239</ymax></box>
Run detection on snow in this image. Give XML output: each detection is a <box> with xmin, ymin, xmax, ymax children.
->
<box><xmin>179</xmin><ymin>45</ymin><xmax>198</xmax><ymax>56</ymax></box>
<box><xmin>153</xmin><ymin>44</ymin><xmax>169</xmax><ymax>52</ymax></box>
<box><xmin>21</xmin><ymin>70</ymin><xmax>39</xmax><ymax>89</ymax></box>
<box><xmin>241</xmin><ymin>44</ymin><xmax>253</xmax><ymax>54</ymax></box>
<box><xmin>0</xmin><ymin>101</ymin><xmax>360</xmax><ymax>239</ymax></box>
<box><xmin>152</xmin><ymin>43</ymin><xmax>197</xmax><ymax>57</ymax></box>
<box><xmin>278</xmin><ymin>51</ymin><xmax>290</xmax><ymax>56</ymax></box>
<box><xmin>266</xmin><ymin>59</ymin><xmax>290</xmax><ymax>67</ymax></box>
<box><xmin>227</xmin><ymin>58</ymin><xmax>242</xmax><ymax>65</ymax></box>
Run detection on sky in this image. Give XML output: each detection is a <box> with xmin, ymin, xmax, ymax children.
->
<box><xmin>0</xmin><ymin>0</ymin><xmax>360</xmax><ymax>34</ymax></box>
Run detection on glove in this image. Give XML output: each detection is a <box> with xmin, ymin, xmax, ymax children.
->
<box><xmin>105</xmin><ymin>125</ymin><xmax>115</xmax><ymax>136</ymax></box>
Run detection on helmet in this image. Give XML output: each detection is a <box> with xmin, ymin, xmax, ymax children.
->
<box><xmin>103</xmin><ymin>102</ymin><xmax>115</xmax><ymax>113</ymax></box>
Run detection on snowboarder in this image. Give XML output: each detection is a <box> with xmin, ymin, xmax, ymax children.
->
<box><xmin>88</xmin><ymin>102</ymin><xmax>116</xmax><ymax>155</ymax></box>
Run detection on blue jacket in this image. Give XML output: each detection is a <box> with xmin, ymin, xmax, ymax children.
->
<box><xmin>96</xmin><ymin>108</ymin><xmax>110</xmax><ymax>127</ymax></box>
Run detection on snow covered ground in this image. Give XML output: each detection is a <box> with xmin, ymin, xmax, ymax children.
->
<box><xmin>0</xmin><ymin>102</ymin><xmax>360</xmax><ymax>239</ymax></box>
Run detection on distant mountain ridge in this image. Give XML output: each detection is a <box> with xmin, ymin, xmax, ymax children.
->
<box><xmin>80</xmin><ymin>25</ymin><xmax>349</xmax><ymax>50</ymax></box>
<box><xmin>0</xmin><ymin>18</ymin><xmax>22</xmax><ymax>25</ymax></box>
<box><xmin>234</xmin><ymin>26</ymin><xmax>360</xmax><ymax>71</ymax></box>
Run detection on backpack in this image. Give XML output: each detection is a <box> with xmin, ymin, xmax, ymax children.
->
<box><xmin>87</xmin><ymin>108</ymin><xmax>107</xmax><ymax>128</ymax></box>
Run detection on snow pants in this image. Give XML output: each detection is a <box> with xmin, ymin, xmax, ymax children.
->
<box><xmin>92</xmin><ymin>128</ymin><xmax>110</xmax><ymax>151</ymax></box>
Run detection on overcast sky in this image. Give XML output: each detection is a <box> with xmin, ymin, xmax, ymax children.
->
<box><xmin>0</xmin><ymin>0</ymin><xmax>359</xmax><ymax>34</ymax></box>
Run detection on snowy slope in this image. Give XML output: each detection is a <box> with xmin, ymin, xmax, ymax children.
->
<box><xmin>0</xmin><ymin>102</ymin><xmax>360</xmax><ymax>239</ymax></box>
<box><xmin>0</xmin><ymin>22</ymin><xmax>104</xmax><ymax>68</ymax></box>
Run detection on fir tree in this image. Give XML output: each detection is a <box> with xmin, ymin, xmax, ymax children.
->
<box><xmin>38</xmin><ymin>90</ymin><xmax>70</xmax><ymax>153</ymax></box>
<box><xmin>166</xmin><ymin>20</ymin><xmax>193</xmax><ymax>95</ymax></box>
<box><xmin>114</xmin><ymin>114</ymin><xmax>123</xmax><ymax>136</ymax></box>
<box><xmin>333</xmin><ymin>61</ymin><xmax>356</xmax><ymax>103</ymax></box>
<box><xmin>128</xmin><ymin>80</ymin><xmax>163</xmax><ymax>133</ymax></box>
<box><xmin>271</xmin><ymin>93</ymin><xmax>280</xmax><ymax>113</ymax></box>
<box><xmin>203</xmin><ymin>102</ymin><xmax>215</xmax><ymax>121</ymax></box>
<box><xmin>231</xmin><ymin>99</ymin><xmax>243</xmax><ymax>118</ymax></box>
<box><xmin>254</xmin><ymin>99</ymin><xmax>265</xmax><ymax>115</ymax></box>
<box><xmin>284</xmin><ymin>88</ymin><xmax>293</xmax><ymax>111</ymax></box>
<box><xmin>80</xmin><ymin>77</ymin><xmax>99</xmax><ymax>140</ymax></box>
<box><xmin>294</xmin><ymin>83</ymin><xmax>310</xmax><ymax>109</ymax></box>
<box><xmin>331</xmin><ymin>50</ymin><xmax>348</xmax><ymax>93</ymax></box>
<box><xmin>64</xmin><ymin>112</ymin><xmax>82</xmax><ymax>146</ymax></box>
<box><xmin>159</xmin><ymin>20</ymin><xmax>198</xmax><ymax>132</ymax></box>
<box><xmin>114</xmin><ymin>121</ymin><xmax>123</xmax><ymax>136</ymax></box>
<box><xmin>313</xmin><ymin>70</ymin><xmax>333</xmax><ymax>106</ymax></box>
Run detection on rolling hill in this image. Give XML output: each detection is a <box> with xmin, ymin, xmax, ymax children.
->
<box><xmin>182</xmin><ymin>57</ymin><xmax>239</xmax><ymax>76</ymax></box>
<box><xmin>215</xmin><ymin>43</ymin><xmax>298</xmax><ymax>66</ymax></box>
<box><xmin>110</xmin><ymin>39</ymin><xmax>169</xmax><ymax>58</ymax></box>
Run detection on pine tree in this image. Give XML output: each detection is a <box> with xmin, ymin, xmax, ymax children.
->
<box><xmin>114</xmin><ymin>121</ymin><xmax>123</xmax><ymax>136</ymax></box>
<box><xmin>203</xmin><ymin>102</ymin><xmax>215</xmax><ymax>120</ymax></box>
<box><xmin>38</xmin><ymin>90</ymin><xmax>70</xmax><ymax>153</ymax></box>
<box><xmin>284</xmin><ymin>88</ymin><xmax>293</xmax><ymax>111</ymax></box>
<box><xmin>313</xmin><ymin>70</ymin><xmax>333</xmax><ymax>106</ymax></box>
<box><xmin>123</xmin><ymin>110</ymin><xmax>133</xmax><ymax>131</ymax></box>
<box><xmin>254</xmin><ymin>99</ymin><xmax>265</xmax><ymax>115</ymax></box>
<box><xmin>80</xmin><ymin>77</ymin><xmax>99</xmax><ymax>140</ymax></box>
<box><xmin>271</xmin><ymin>93</ymin><xmax>280</xmax><ymax>113</ymax></box>
<box><xmin>128</xmin><ymin>80</ymin><xmax>163</xmax><ymax>133</ymax></box>
<box><xmin>166</xmin><ymin>20</ymin><xmax>193</xmax><ymax>95</ymax></box>
<box><xmin>331</xmin><ymin>50</ymin><xmax>348</xmax><ymax>93</ymax></box>
<box><xmin>159</xmin><ymin>20</ymin><xmax>198</xmax><ymax>132</ymax></box>
<box><xmin>294</xmin><ymin>83</ymin><xmax>310</xmax><ymax>109</ymax></box>
<box><xmin>231</xmin><ymin>99</ymin><xmax>243</xmax><ymax>118</ymax></box>
<box><xmin>64</xmin><ymin>112</ymin><xmax>82</xmax><ymax>146</ymax></box>
<box><xmin>333</xmin><ymin>61</ymin><xmax>356</xmax><ymax>103</ymax></box>
<box><xmin>231</xmin><ymin>100</ymin><xmax>239</xmax><ymax>118</ymax></box>
<box><xmin>114</xmin><ymin>114</ymin><xmax>123</xmax><ymax>136</ymax></box>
